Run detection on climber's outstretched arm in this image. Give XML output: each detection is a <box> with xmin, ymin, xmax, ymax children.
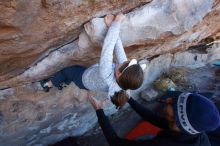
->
<box><xmin>98</xmin><ymin>14</ymin><xmax>126</xmax><ymax>99</ymax></box>
<box><xmin>115</xmin><ymin>38</ymin><xmax>128</xmax><ymax>64</ymax></box>
<box><xmin>99</xmin><ymin>14</ymin><xmax>124</xmax><ymax>83</ymax></box>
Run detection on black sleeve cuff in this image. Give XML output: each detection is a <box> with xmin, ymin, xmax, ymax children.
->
<box><xmin>96</xmin><ymin>109</ymin><xmax>104</xmax><ymax>116</ymax></box>
<box><xmin>96</xmin><ymin>109</ymin><xmax>106</xmax><ymax>121</ymax></box>
<box><xmin>128</xmin><ymin>97</ymin><xmax>135</xmax><ymax>104</ymax></box>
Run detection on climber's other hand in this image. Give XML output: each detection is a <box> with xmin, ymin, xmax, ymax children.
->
<box><xmin>115</xmin><ymin>13</ymin><xmax>125</xmax><ymax>22</ymax></box>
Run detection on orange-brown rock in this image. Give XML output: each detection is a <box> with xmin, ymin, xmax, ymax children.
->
<box><xmin>0</xmin><ymin>0</ymin><xmax>151</xmax><ymax>82</ymax></box>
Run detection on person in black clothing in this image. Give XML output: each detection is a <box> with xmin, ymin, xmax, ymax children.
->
<box><xmin>207</xmin><ymin>97</ymin><xmax>220</xmax><ymax>146</ymax></box>
<box><xmin>88</xmin><ymin>91</ymin><xmax>220</xmax><ymax>146</ymax></box>
<box><xmin>208</xmin><ymin>127</ymin><xmax>220</xmax><ymax>146</ymax></box>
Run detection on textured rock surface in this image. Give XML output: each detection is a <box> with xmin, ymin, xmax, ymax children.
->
<box><xmin>1</xmin><ymin>0</ymin><xmax>220</xmax><ymax>87</ymax></box>
<box><xmin>0</xmin><ymin>83</ymin><xmax>116</xmax><ymax>146</ymax></box>
<box><xmin>0</xmin><ymin>50</ymin><xmax>216</xmax><ymax>146</ymax></box>
<box><xmin>0</xmin><ymin>0</ymin><xmax>151</xmax><ymax>82</ymax></box>
<box><xmin>141</xmin><ymin>66</ymin><xmax>220</xmax><ymax>101</ymax></box>
<box><xmin>0</xmin><ymin>0</ymin><xmax>220</xmax><ymax>146</ymax></box>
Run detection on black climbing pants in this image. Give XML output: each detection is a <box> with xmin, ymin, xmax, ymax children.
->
<box><xmin>50</xmin><ymin>65</ymin><xmax>87</xmax><ymax>90</ymax></box>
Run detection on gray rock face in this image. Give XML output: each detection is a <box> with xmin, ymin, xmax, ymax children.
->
<box><xmin>0</xmin><ymin>50</ymin><xmax>217</xmax><ymax>146</ymax></box>
<box><xmin>0</xmin><ymin>0</ymin><xmax>220</xmax><ymax>146</ymax></box>
<box><xmin>0</xmin><ymin>83</ymin><xmax>116</xmax><ymax>146</ymax></box>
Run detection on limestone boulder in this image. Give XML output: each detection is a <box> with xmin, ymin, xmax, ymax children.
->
<box><xmin>0</xmin><ymin>0</ymin><xmax>220</xmax><ymax>146</ymax></box>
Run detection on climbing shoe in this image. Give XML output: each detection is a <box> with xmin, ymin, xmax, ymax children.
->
<box><xmin>40</xmin><ymin>79</ymin><xmax>50</xmax><ymax>92</ymax></box>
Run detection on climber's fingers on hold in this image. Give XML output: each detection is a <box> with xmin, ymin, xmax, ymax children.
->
<box><xmin>115</xmin><ymin>13</ymin><xmax>125</xmax><ymax>22</ymax></box>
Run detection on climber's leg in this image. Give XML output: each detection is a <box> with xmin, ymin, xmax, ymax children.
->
<box><xmin>40</xmin><ymin>65</ymin><xmax>87</xmax><ymax>92</ymax></box>
<box><xmin>61</xmin><ymin>65</ymin><xmax>88</xmax><ymax>90</ymax></box>
<box><xmin>40</xmin><ymin>69</ymin><xmax>67</xmax><ymax>92</ymax></box>
<box><xmin>49</xmin><ymin>70</ymin><xmax>67</xmax><ymax>90</ymax></box>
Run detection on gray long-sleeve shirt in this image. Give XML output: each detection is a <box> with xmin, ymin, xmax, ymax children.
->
<box><xmin>82</xmin><ymin>21</ymin><xmax>127</xmax><ymax>98</ymax></box>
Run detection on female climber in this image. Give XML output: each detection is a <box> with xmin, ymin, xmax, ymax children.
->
<box><xmin>40</xmin><ymin>13</ymin><xmax>146</xmax><ymax>108</ymax></box>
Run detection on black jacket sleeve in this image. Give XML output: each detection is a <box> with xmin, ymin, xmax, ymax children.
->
<box><xmin>96</xmin><ymin>109</ymin><xmax>119</xmax><ymax>145</ymax></box>
<box><xmin>128</xmin><ymin>98</ymin><xmax>170</xmax><ymax>130</ymax></box>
